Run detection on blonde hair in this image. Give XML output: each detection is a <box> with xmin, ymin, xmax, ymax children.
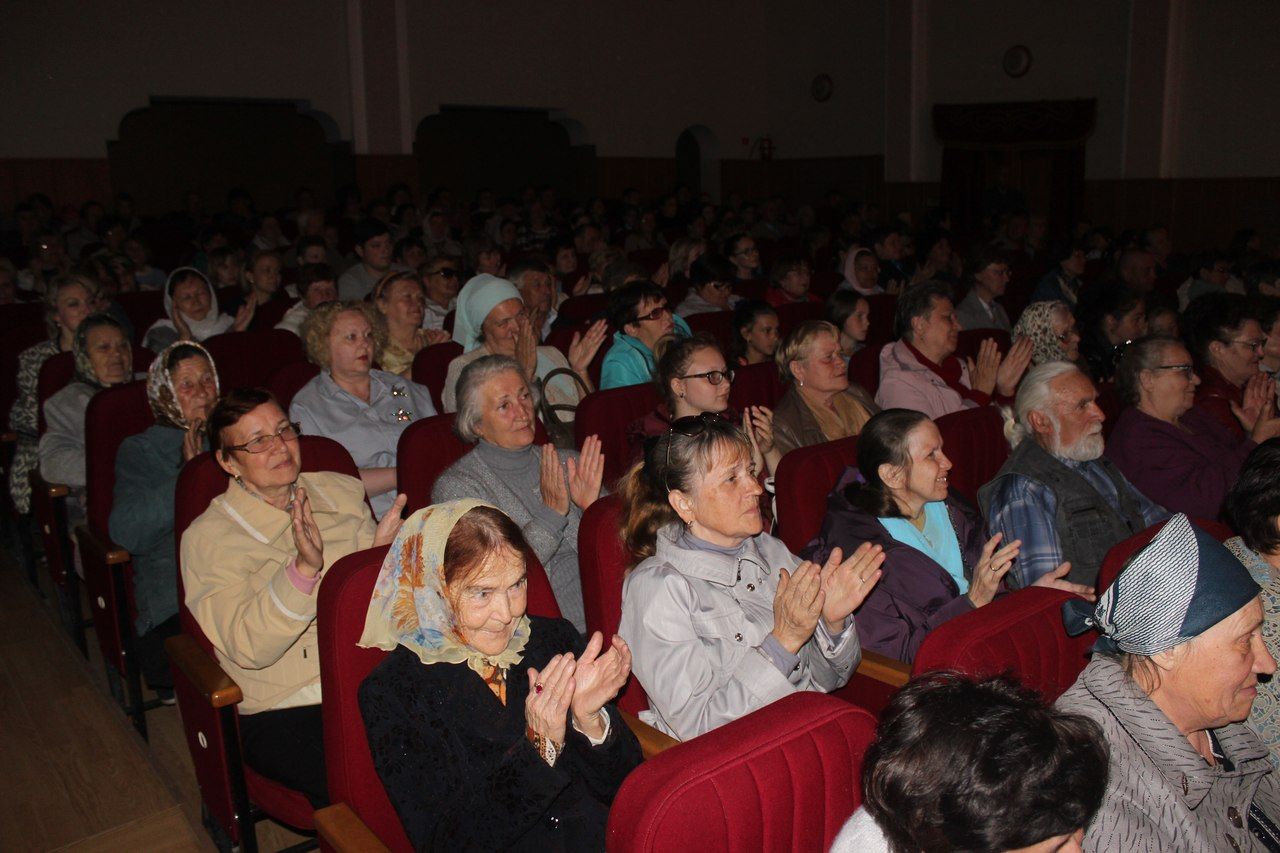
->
<box><xmin>300</xmin><ymin>300</ymin><xmax>387</xmax><ymax>369</ymax></box>
<box><xmin>668</xmin><ymin>238</ymin><xmax>708</xmax><ymax>278</ymax></box>
<box><xmin>44</xmin><ymin>273</ymin><xmax>100</xmax><ymax>340</ymax></box>
<box><xmin>774</xmin><ymin>319</ymin><xmax>840</xmax><ymax>383</ymax></box>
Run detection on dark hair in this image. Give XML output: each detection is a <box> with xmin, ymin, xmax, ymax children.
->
<box><xmin>1225</xmin><ymin>438</ymin><xmax>1280</xmax><ymax>556</ymax></box>
<box><xmin>1250</xmin><ymin>294</ymin><xmax>1280</xmax><ymax>334</ymax></box>
<box><xmin>862</xmin><ymin>671</ymin><xmax>1108</xmax><ymax>853</ymax></box>
<box><xmin>654</xmin><ymin>333</ymin><xmax>723</xmax><ymax>411</ymax></box>
<box><xmin>393</xmin><ymin>236</ymin><xmax>425</xmax><ymax>264</ymax></box>
<box><xmin>1184</xmin><ymin>291</ymin><xmax>1253</xmax><ymax>364</ymax></box>
<box><xmin>352</xmin><ymin>218</ymin><xmax>390</xmax><ymax>247</ymax></box>
<box><xmin>1191</xmin><ymin>249</ymin><xmax>1229</xmax><ymax>278</ymax></box>
<box><xmin>620</xmin><ymin>416</ymin><xmax>752</xmax><ymax>561</ymax></box>
<box><xmin>688</xmin><ymin>253</ymin><xmax>734</xmax><ymax>288</ymax></box>
<box><xmin>601</xmin><ymin>260</ymin><xmax>649</xmax><ymax>293</ymax></box>
<box><xmin>894</xmin><ymin>281</ymin><xmax>953</xmax><ymax>339</ymax></box>
<box><xmin>296</xmin><ymin>235</ymin><xmax>327</xmax><ymax>258</ymax></box>
<box><xmin>768</xmin><ymin>253</ymin><xmax>808</xmax><ymax>285</ymax></box>
<box><xmin>209</xmin><ymin>387</ymin><xmax>282</xmax><ymax>456</ymax></box>
<box><xmin>1114</xmin><ymin>335</ymin><xmax>1184</xmax><ymax>406</ymax></box>
<box><xmin>165</xmin><ymin>343</ymin><xmax>211</xmax><ymax>373</ymax></box>
<box><xmin>720</xmin><ymin>233</ymin><xmax>753</xmax><ymax>259</ymax></box>
<box><xmin>442</xmin><ymin>505</ymin><xmax>535</xmax><ymax>603</ymax></box>
<box><xmin>507</xmin><ymin>256</ymin><xmax>552</xmax><ymax>285</ymax></box>
<box><xmin>844</xmin><ymin>409</ymin><xmax>931</xmax><ymax>518</ymax></box>
<box><xmin>731</xmin><ymin>299</ymin><xmax>777</xmax><ymax>362</ymax></box>
<box><xmin>607</xmin><ymin>281</ymin><xmax>665</xmax><ymax>330</ymax></box>
<box><xmin>871</xmin><ymin>225</ymin><xmax>904</xmax><ymax>247</ymax></box>
<box><xmin>915</xmin><ymin>229</ymin><xmax>951</xmax><ymax>264</ymax></box>
<box><xmin>826</xmin><ymin>289</ymin><xmax>868</xmax><ymax>332</ymax></box>
<box><xmin>1078</xmin><ymin>286</ymin><xmax>1144</xmax><ymax>342</ymax></box>
<box><xmin>964</xmin><ymin>244</ymin><xmax>1010</xmax><ymax>283</ymax></box>
<box><xmin>296</xmin><ymin>262</ymin><xmax>336</xmax><ymax>297</ymax></box>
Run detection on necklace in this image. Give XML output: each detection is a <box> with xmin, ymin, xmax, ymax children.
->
<box><xmin>909</xmin><ymin>511</ymin><xmax>935</xmax><ymax>550</ymax></box>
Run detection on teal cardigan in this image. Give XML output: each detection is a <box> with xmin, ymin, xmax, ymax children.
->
<box><xmin>599</xmin><ymin>314</ymin><xmax>691</xmax><ymax>390</ymax></box>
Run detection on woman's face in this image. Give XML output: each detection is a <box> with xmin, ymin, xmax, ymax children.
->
<box><xmin>379</xmin><ymin>278</ymin><xmax>425</xmax><ymax>329</ymax></box>
<box><xmin>893</xmin><ymin>421</ymin><xmax>952</xmax><ymax>507</ymax></box>
<box><xmin>1109</xmin><ymin>302</ymin><xmax>1148</xmax><ymax>344</ymax></box>
<box><xmin>171</xmin><ymin>355</ymin><xmax>219</xmax><ymax>424</ymax></box>
<box><xmin>303</xmin><ymin>279</ymin><xmax>338</xmax><ymax>310</ymax></box>
<box><xmin>328</xmin><ymin>309</ymin><xmax>375</xmax><ymax>378</ymax></box>
<box><xmin>674</xmin><ymin>443</ymin><xmax>763</xmax><ymax>547</ymax></box>
<box><xmin>696</xmin><ymin>280</ymin><xmax>733</xmax><ymax>310</ymax></box>
<box><xmin>1162</xmin><ymin>597</ymin><xmax>1272</xmax><ymax>731</ymax></box>
<box><xmin>217</xmin><ymin>402</ymin><xmax>302</xmax><ymax>491</ymax></box>
<box><xmin>854</xmin><ymin>253</ymin><xmax>880</xmax><ymax>289</ymax></box>
<box><xmin>913</xmin><ymin>297</ymin><xmax>961</xmax><ymax>359</ymax></box>
<box><xmin>843</xmin><ymin>299</ymin><xmax>871</xmax><ymax>345</ymax></box>
<box><xmin>451</xmin><ymin>546</ymin><xmax>528</xmax><ymax>657</ymax></box>
<box><xmin>1052</xmin><ymin>310</ymin><xmax>1082</xmax><ymax>361</ymax></box>
<box><xmin>481</xmin><ymin>298</ymin><xmax>526</xmax><ymax>357</ymax></box>
<box><xmin>742</xmin><ymin>313</ymin><xmax>780</xmax><ymax>359</ymax></box>
<box><xmin>1142</xmin><ymin>344</ymin><xmax>1199</xmax><ymax>420</ymax></box>
<box><xmin>672</xmin><ymin>347</ymin><xmax>731</xmax><ymax>416</ymax></box>
<box><xmin>1264</xmin><ymin>316</ymin><xmax>1280</xmax><ymax>366</ymax></box>
<box><xmin>85</xmin><ymin>325</ymin><xmax>132</xmax><ymax>386</ymax></box>
<box><xmin>173</xmin><ymin>277</ymin><xmax>212</xmax><ymax>321</ymax></box>
<box><xmin>247</xmin><ymin>254</ymin><xmax>282</xmax><ymax>295</ymax></box>
<box><xmin>55</xmin><ymin>283</ymin><xmax>93</xmax><ymax>336</ymax></box>
<box><xmin>927</xmin><ymin>238</ymin><xmax>952</xmax><ymax>266</ymax></box>
<box><xmin>974</xmin><ymin>262</ymin><xmax>1011</xmax><ymax>297</ymax></box>
<box><xmin>779</xmin><ymin>265</ymin><xmax>812</xmax><ymax>298</ymax></box>
<box><xmin>554</xmin><ymin>247</ymin><xmax>578</xmax><ymax>275</ymax></box>
<box><xmin>1211</xmin><ymin>319</ymin><xmax>1265</xmax><ymax>386</ymax></box>
<box><xmin>729</xmin><ymin>238</ymin><xmax>758</xmax><ymax>275</ymax></box>
<box><xmin>791</xmin><ymin>332</ymin><xmax>850</xmax><ymax>395</ymax></box>
<box><xmin>1062</xmin><ymin>248</ymin><xmax>1087</xmax><ymax>277</ymax></box>
<box><xmin>474</xmin><ymin>369</ymin><xmax>536</xmax><ymax>449</ymax></box>
<box><xmin>213</xmin><ymin>255</ymin><xmax>243</xmax><ymax>286</ymax></box>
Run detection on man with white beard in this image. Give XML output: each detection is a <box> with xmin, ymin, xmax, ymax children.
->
<box><xmin>978</xmin><ymin>362</ymin><xmax>1168</xmax><ymax>589</ymax></box>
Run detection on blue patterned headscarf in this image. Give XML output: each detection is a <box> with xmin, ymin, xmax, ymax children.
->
<box><xmin>358</xmin><ymin>499</ymin><xmax>531</xmax><ymax>674</ymax></box>
<box><xmin>1064</xmin><ymin>514</ymin><xmax>1260</xmax><ymax>654</ymax></box>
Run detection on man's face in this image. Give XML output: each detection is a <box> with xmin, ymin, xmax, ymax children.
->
<box><xmin>1121</xmin><ymin>251</ymin><xmax>1157</xmax><ymax>292</ymax></box>
<box><xmin>1042</xmin><ymin>371</ymin><xmax>1105</xmax><ymax>461</ymax></box>
<box><xmin>357</xmin><ymin>234</ymin><xmax>393</xmax><ymax>271</ymax></box>
<box><xmin>517</xmin><ymin>271</ymin><xmax>554</xmax><ymax>314</ymax></box>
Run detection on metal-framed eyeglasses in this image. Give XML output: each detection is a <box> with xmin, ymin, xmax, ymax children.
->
<box><xmin>224</xmin><ymin>422</ymin><xmax>302</xmax><ymax>454</ymax></box>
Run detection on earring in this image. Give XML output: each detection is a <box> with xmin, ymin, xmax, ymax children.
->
<box><xmin>798</xmin><ymin>378</ymin><xmax>804</xmax><ymax>388</ymax></box>
<box><xmin>234</xmin><ymin>474</ymin><xmax>244</xmax><ymax>487</ymax></box>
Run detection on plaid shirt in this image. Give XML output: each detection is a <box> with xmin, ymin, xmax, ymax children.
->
<box><xmin>986</xmin><ymin>456</ymin><xmax>1168</xmax><ymax>588</ymax></box>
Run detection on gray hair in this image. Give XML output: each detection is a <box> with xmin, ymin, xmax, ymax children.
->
<box><xmin>1002</xmin><ymin>361</ymin><xmax>1084</xmax><ymax>448</ymax></box>
<box><xmin>453</xmin><ymin>354</ymin><xmax>532</xmax><ymax>443</ymax></box>
<box><xmin>1115</xmin><ymin>336</ymin><xmax>1183</xmax><ymax>406</ymax></box>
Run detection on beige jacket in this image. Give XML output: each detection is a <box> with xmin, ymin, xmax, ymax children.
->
<box><xmin>181</xmin><ymin>471</ymin><xmax>375</xmax><ymax>714</ymax></box>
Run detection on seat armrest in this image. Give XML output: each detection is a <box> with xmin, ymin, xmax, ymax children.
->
<box><xmin>76</xmin><ymin>524</ymin><xmax>131</xmax><ymax>565</ymax></box>
<box><xmin>855</xmin><ymin>650</ymin><xmax>911</xmax><ymax>687</ymax></box>
<box><xmin>164</xmin><ymin>633</ymin><xmax>244</xmax><ymax>708</ymax></box>
<box><xmin>315</xmin><ymin>803</ymin><xmax>390</xmax><ymax>853</ymax></box>
<box><xmin>619</xmin><ymin>709</ymin><xmax>678</xmax><ymax>759</ymax></box>
<box><xmin>45</xmin><ymin>481</ymin><xmax>69</xmax><ymax>498</ymax></box>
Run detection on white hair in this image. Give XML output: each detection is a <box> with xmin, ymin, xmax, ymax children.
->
<box><xmin>1001</xmin><ymin>360</ymin><xmax>1086</xmax><ymax>449</ymax></box>
<box><xmin>454</xmin><ymin>354</ymin><xmax>538</xmax><ymax>443</ymax></box>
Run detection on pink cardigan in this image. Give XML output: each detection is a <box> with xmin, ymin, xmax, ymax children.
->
<box><xmin>874</xmin><ymin>340</ymin><xmax>979</xmax><ymax>420</ymax></box>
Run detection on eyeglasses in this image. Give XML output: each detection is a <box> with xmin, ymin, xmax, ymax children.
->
<box><xmin>1229</xmin><ymin>338</ymin><xmax>1267</xmax><ymax>352</ymax></box>
<box><xmin>225</xmin><ymin>422</ymin><xmax>302</xmax><ymax>454</ymax></box>
<box><xmin>662</xmin><ymin>413</ymin><xmax>725</xmax><ymax>491</ymax></box>
<box><xmin>734</xmin><ymin>247</ymin><xmax>759</xmax><ymax>257</ymax></box>
<box><xmin>429</xmin><ymin>268</ymin><xmax>459</xmax><ymax>279</ymax></box>
<box><xmin>1152</xmin><ymin>363</ymin><xmax>1194</xmax><ymax>377</ymax></box>
<box><xmin>679</xmin><ymin>369</ymin><xmax>734</xmax><ymax>385</ymax></box>
<box><xmin>633</xmin><ymin>303</ymin><xmax>670</xmax><ymax>323</ymax></box>
<box><xmin>1056</xmin><ymin>326</ymin><xmax>1080</xmax><ymax>343</ymax></box>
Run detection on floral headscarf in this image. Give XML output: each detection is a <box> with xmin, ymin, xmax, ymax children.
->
<box><xmin>359</xmin><ymin>499</ymin><xmax>531</xmax><ymax>676</ymax></box>
<box><xmin>72</xmin><ymin>313</ymin><xmax>131</xmax><ymax>389</ymax></box>
<box><xmin>147</xmin><ymin>340</ymin><xmax>219</xmax><ymax>429</ymax></box>
<box><xmin>1014</xmin><ymin>300</ymin><xmax>1073</xmax><ymax>366</ymax></box>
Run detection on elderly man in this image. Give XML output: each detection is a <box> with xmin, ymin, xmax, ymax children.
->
<box><xmin>876</xmin><ymin>281</ymin><xmax>1032</xmax><ymax>420</ymax></box>
<box><xmin>979</xmin><ymin>361</ymin><xmax>1167</xmax><ymax>588</ymax></box>
<box><xmin>508</xmin><ymin>256</ymin><xmax>557</xmax><ymax>341</ymax></box>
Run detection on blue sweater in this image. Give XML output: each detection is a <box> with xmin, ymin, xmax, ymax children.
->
<box><xmin>599</xmin><ymin>314</ymin><xmax>691</xmax><ymax>390</ymax></box>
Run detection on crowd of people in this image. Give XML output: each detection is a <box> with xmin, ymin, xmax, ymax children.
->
<box><xmin>5</xmin><ymin>182</ymin><xmax>1280</xmax><ymax>850</ymax></box>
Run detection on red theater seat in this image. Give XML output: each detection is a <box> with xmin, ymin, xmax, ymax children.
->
<box><xmin>848</xmin><ymin>343</ymin><xmax>882</xmax><ymax>398</ymax></box>
<box><xmin>934</xmin><ymin>405</ymin><xmax>1009</xmax><ymax>505</ymax></box>
<box><xmin>410</xmin><ymin>341</ymin><xmax>463</xmax><ymax>413</ymax></box>
<box><xmin>684</xmin><ymin>310</ymin><xmax>735</xmax><ymax>353</ymax></box>
<box><xmin>955</xmin><ymin>328</ymin><xmax>1010</xmax><ymax>363</ymax></box>
<box><xmin>574</xmin><ymin>384</ymin><xmax>661</xmax><ymax>488</ymax></box>
<box><xmin>203</xmin><ymin>328</ymin><xmax>306</xmax><ymax>389</ymax></box>
<box><xmin>774</xmin><ymin>435</ymin><xmax>860</xmax><ymax>555</ymax></box>
<box><xmin>728</xmin><ymin>361</ymin><xmax>785</xmax><ymax>412</ymax></box>
<box><xmin>265</xmin><ymin>360</ymin><xmax>320</xmax><ymax>411</ymax></box>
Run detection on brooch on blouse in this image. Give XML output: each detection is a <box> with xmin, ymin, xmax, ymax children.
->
<box><xmin>390</xmin><ymin>384</ymin><xmax>408</xmax><ymax>398</ymax></box>
<box><xmin>394</xmin><ymin>408</ymin><xmax>413</xmax><ymax>422</ymax></box>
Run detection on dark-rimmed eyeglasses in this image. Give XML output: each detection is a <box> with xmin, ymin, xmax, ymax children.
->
<box><xmin>1151</xmin><ymin>363</ymin><xmax>1194</xmax><ymax>377</ymax></box>
<box><xmin>661</xmin><ymin>413</ymin><xmax>724</xmax><ymax>491</ymax></box>
<box><xmin>633</xmin><ymin>303</ymin><xmax>670</xmax><ymax>323</ymax></box>
<box><xmin>225</xmin><ymin>422</ymin><xmax>302</xmax><ymax>454</ymax></box>
<box><xmin>679</xmin><ymin>369</ymin><xmax>734</xmax><ymax>386</ymax></box>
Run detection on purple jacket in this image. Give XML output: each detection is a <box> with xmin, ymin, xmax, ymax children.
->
<box><xmin>801</xmin><ymin>468</ymin><xmax>988</xmax><ymax>663</ymax></box>
<box><xmin>1106</xmin><ymin>405</ymin><xmax>1254</xmax><ymax>521</ymax></box>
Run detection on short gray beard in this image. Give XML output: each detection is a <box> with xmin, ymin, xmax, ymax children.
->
<box><xmin>1047</xmin><ymin>412</ymin><xmax>1105</xmax><ymax>461</ymax></box>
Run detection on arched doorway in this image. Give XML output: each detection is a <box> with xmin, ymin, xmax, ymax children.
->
<box><xmin>676</xmin><ymin>125</ymin><xmax>721</xmax><ymax>202</ymax></box>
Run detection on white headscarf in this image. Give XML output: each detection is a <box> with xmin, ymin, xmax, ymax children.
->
<box><xmin>151</xmin><ymin>267</ymin><xmax>234</xmax><ymax>342</ymax></box>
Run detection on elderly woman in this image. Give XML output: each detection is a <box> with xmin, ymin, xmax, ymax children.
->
<box><xmin>805</xmin><ymin>408</ymin><xmax>1091</xmax><ymax>661</ymax></box>
<box><xmin>827</xmin><ymin>290</ymin><xmax>871</xmax><ymax>363</ymax></box>
<box><xmin>182</xmin><ymin>388</ymin><xmax>405</xmax><ymax>806</ymax></box>
<box><xmin>676</xmin><ymin>253</ymin><xmax>740</xmax><ymax>318</ymax></box>
<box><xmin>773</xmin><ymin>320</ymin><xmax>878</xmax><ymax>456</ymax></box>
<box><xmin>441</xmin><ymin>274</ymin><xmax>603</xmax><ymax>420</ymax></box>
<box><xmin>289</xmin><ymin>300</ymin><xmax>436</xmax><ymax>519</ymax></box>
<box><xmin>8</xmin><ymin>273</ymin><xmax>97</xmax><ymax>515</ymax></box>
<box><xmin>840</xmin><ymin>247</ymin><xmax>883</xmax><ymax>296</ymax></box>
<box><xmin>1060</xmin><ymin>514</ymin><xmax>1280</xmax><ymax>851</ymax></box>
<box><xmin>1108</xmin><ymin>337</ymin><xmax>1280</xmax><ymax>520</ymax></box>
<box><xmin>358</xmin><ymin>500</ymin><xmax>641</xmax><ymax>849</ymax></box>
<box><xmin>1187</xmin><ymin>292</ymin><xmax>1269</xmax><ymax>441</ymax></box>
<box><xmin>618</xmin><ymin>415</ymin><xmax>885</xmax><ymax>740</ymax></box>
<box><xmin>109</xmin><ymin>342</ymin><xmax>219</xmax><ymax>702</ymax></box>
<box><xmin>954</xmin><ymin>246</ymin><xmax>1013</xmax><ymax>332</ymax></box>
<box><xmin>730</xmin><ymin>299</ymin><xmax>779</xmax><ymax>367</ymax></box>
<box><xmin>371</xmin><ymin>271</ymin><xmax>450</xmax><ymax>378</ymax></box>
<box><xmin>833</xmin><ymin>672</ymin><xmax>1107</xmax><ymax>852</ymax></box>
<box><xmin>1014</xmin><ymin>299</ymin><xmax>1082</xmax><ymax>366</ymax></box>
<box><xmin>1224</xmin><ymin>440</ymin><xmax>1280</xmax><ymax>767</ymax></box>
<box><xmin>275</xmin><ymin>262</ymin><xmax>337</xmax><ymax>337</ymax></box>
<box><xmin>432</xmin><ymin>356</ymin><xmax>604</xmax><ymax>632</ymax></box>
<box><xmin>143</xmin><ymin>267</ymin><xmax>253</xmax><ymax>352</ymax></box>
<box><xmin>876</xmin><ymin>282</ymin><xmax>1032</xmax><ymax>419</ymax></box>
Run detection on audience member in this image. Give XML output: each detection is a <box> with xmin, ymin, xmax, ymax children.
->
<box><xmin>600</xmin><ymin>281</ymin><xmax>691</xmax><ymax>390</ymax></box>
<box><xmin>1186</xmin><ymin>291</ymin><xmax>1268</xmax><ymax>441</ymax></box>
<box><xmin>420</xmin><ymin>255</ymin><xmax>460</xmax><ymax>331</ymax></box>
<box><xmin>338</xmin><ymin>219</ymin><xmax>400</xmax><ymax>302</ymax></box>
<box><xmin>143</xmin><ymin>267</ymin><xmax>252</xmax><ymax>352</ymax></box>
<box><xmin>508</xmin><ymin>257</ymin><xmax>557</xmax><ymax>340</ymax></box>
<box><xmin>432</xmin><ymin>356</ymin><xmax>601</xmax><ymax>630</ymax></box>
<box><xmin>1116</xmin><ymin>246</ymin><xmax>1157</xmax><ymax>294</ymax></box>
<box><xmin>773</xmin><ymin>320</ymin><xmax>877</xmax><ymax>456</ymax></box>
<box><xmin>955</xmin><ymin>246</ymin><xmax>1013</xmax><ymax>331</ymax></box>
<box><xmin>618</xmin><ymin>414</ymin><xmax>884</xmax><ymax>739</ymax></box>
<box><xmin>1013</xmin><ymin>299</ymin><xmax>1081</xmax><ymax>366</ymax></box>
<box><xmin>981</xmin><ymin>362</ymin><xmax>1167</xmax><ymax>588</ymax></box>
<box><xmin>729</xmin><ymin>299</ymin><xmax>779</xmax><ymax>367</ymax></box>
<box><xmin>1029</xmin><ymin>241</ymin><xmax>1086</xmax><ymax>306</ymax></box>
<box><xmin>372</xmin><ymin>271</ymin><xmax>448</xmax><ymax>378</ymax></box>
<box><xmin>1077</xmin><ymin>286</ymin><xmax>1147</xmax><ymax>382</ymax></box>
<box><xmin>275</xmin><ymin>262</ymin><xmax>336</xmax><ymax>337</ymax></box>
<box><xmin>290</xmin><ymin>300</ymin><xmax>434</xmax><ymax>518</ymax></box>
<box><xmin>764</xmin><ymin>255</ymin><xmax>819</xmax><ymax>306</ymax></box>
<box><xmin>825</xmin><ymin>290</ymin><xmax>871</xmax><ymax>363</ymax></box>
<box><xmin>840</xmin><ymin>247</ymin><xmax>882</xmax><ymax>296</ymax></box>
<box><xmin>667</xmin><ymin>236</ymin><xmax>707</xmax><ymax>281</ymax></box>
<box><xmin>1060</xmin><ymin>514</ymin><xmax>1280</xmax><ymax>851</ymax></box>
<box><xmin>676</xmin><ymin>253</ymin><xmax>739</xmax><ymax>317</ymax></box>
<box><xmin>1179</xmin><ymin>249</ymin><xmax>1234</xmax><ymax>309</ymax></box>
<box><xmin>723</xmin><ymin>233</ymin><xmax>760</xmax><ymax>281</ymax></box>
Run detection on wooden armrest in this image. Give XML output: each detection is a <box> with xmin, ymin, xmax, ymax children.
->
<box><xmin>164</xmin><ymin>633</ymin><xmax>243</xmax><ymax>709</ymax></box>
<box><xmin>75</xmin><ymin>524</ymin><xmax>131</xmax><ymax>565</ymax></box>
<box><xmin>620</xmin><ymin>709</ymin><xmax>678</xmax><ymax>759</ymax></box>
<box><xmin>315</xmin><ymin>803</ymin><xmax>390</xmax><ymax>853</ymax></box>
<box><xmin>45</xmin><ymin>482</ymin><xmax>69</xmax><ymax>498</ymax></box>
<box><xmin>855</xmin><ymin>650</ymin><xmax>911</xmax><ymax>688</ymax></box>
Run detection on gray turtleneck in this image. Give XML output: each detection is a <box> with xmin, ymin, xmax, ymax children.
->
<box><xmin>432</xmin><ymin>440</ymin><xmax>587</xmax><ymax>632</ymax></box>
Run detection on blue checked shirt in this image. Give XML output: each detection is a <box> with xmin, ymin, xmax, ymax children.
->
<box><xmin>986</xmin><ymin>456</ymin><xmax>1168</xmax><ymax>588</ymax></box>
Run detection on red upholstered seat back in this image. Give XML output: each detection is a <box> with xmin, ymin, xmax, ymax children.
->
<box><xmin>84</xmin><ymin>381</ymin><xmax>153</xmax><ymax>533</ymax></box>
<box><xmin>557</xmin><ymin>293</ymin><xmax>609</xmax><ymax>325</ymax></box>
<box><xmin>848</xmin><ymin>342</ymin><xmax>881</xmax><ymax>397</ymax></box>
<box><xmin>319</xmin><ymin>538</ymin><xmax>562</xmax><ymax>851</ymax></box>
<box><xmin>863</xmin><ymin>294</ymin><xmax>897</xmax><ymax>351</ymax></box>
<box><xmin>911</xmin><ymin>587</ymin><xmax>1097</xmax><ymax>702</ymax></box>
<box><xmin>574</xmin><ymin>384</ymin><xmax>661</xmax><ymax>489</ymax></box>
<box><xmin>266</xmin><ymin>360</ymin><xmax>320</xmax><ymax>411</ymax></box>
<box><xmin>607</xmin><ymin>692</ymin><xmax>877</xmax><ymax>853</ymax></box>
<box><xmin>577</xmin><ymin>494</ymin><xmax>648</xmax><ymax>714</ymax></box>
<box><xmin>410</xmin><ymin>341</ymin><xmax>463</xmax><ymax>413</ymax></box>
<box><xmin>684</xmin><ymin>311</ymin><xmax>735</xmax><ymax>354</ymax></box>
<box><xmin>203</xmin><ymin>328</ymin><xmax>306</xmax><ymax>389</ymax></box>
<box><xmin>955</xmin><ymin>328</ymin><xmax>1010</xmax><ymax>362</ymax></box>
<box><xmin>627</xmin><ymin>248</ymin><xmax>668</xmax><ymax>275</ymax></box>
<box><xmin>727</xmin><ymin>361</ymin><xmax>784</xmax><ymax>412</ymax></box>
<box><xmin>773</xmin><ymin>300</ymin><xmax>825</xmax><ymax>336</ymax></box>
<box><xmin>116</xmin><ymin>291</ymin><xmax>166</xmax><ymax>344</ymax></box>
<box><xmin>934</xmin><ymin>405</ymin><xmax>1009</xmax><ymax>505</ymax></box>
<box><xmin>774</xmin><ymin>435</ymin><xmax>860</xmax><ymax>554</ymax></box>
<box><xmin>1095</xmin><ymin>516</ymin><xmax>1233</xmax><ymax>594</ymax></box>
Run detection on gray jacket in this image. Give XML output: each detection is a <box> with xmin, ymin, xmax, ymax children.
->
<box><xmin>954</xmin><ymin>289</ymin><xmax>1012</xmax><ymax>332</ymax></box>
<box><xmin>38</xmin><ymin>381</ymin><xmax>96</xmax><ymax>489</ymax></box>
<box><xmin>619</xmin><ymin>524</ymin><xmax>860</xmax><ymax>741</ymax></box>
<box><xmin>1057</xmin><ymin>655</ymin><xmax>1280</xmax><ymax>852</ymax></box>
